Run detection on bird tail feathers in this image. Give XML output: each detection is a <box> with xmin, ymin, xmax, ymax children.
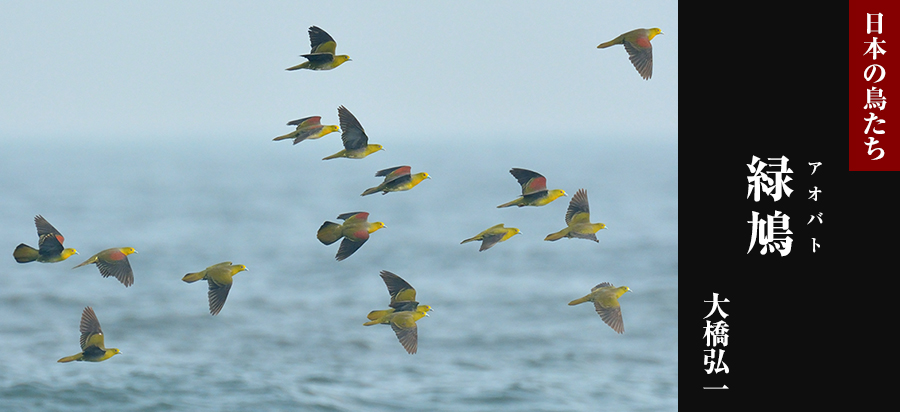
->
<box><xmin>272</xmin><ymin>131</ymin><xmax>296</xmax><ymax>141</ymax></box>
<box><xmin>57</xmin><ymin>354</ymin><xmax>82</xmax><ymax>363</ymax></box>
<box><xmin>496</xmin><ymin>199</ymin><xmax>520</xmax><ymax>208</ymax></box>
<box><xmin>182</xmin><ymin>271</ymin><xmax>205</xmax><ymax>283</ymax></box>
<box><xmin>544</xmin><ymin>229</ymin><xmax>567</xmax><ymax>241</ymax></box>
<box><xmin>596</xmin><ymin>39</ymin><xmax>619</xmax><ymax>49</ymax></box>
<box><xmin>361</xmin><ymin>186</ymin><xmax>381</xmax><ymax>196</ymax></box>
<box><xmin>366</xmin><ymin>309</ymin><xmax>391</xmax><ymax>321</ymax></box>
<box><xmin>285</xmin><ymin>62</ymin><xmax>309</xmax><ymax>71</ymax></box>
<box><xmin>568</xmin><ymin>296</ymin><xmax>591</xmax><ymax>306</ymax></box>
<box><xmin>316</xmin><ymin>222</ymin><xmax>343</xmax><ymax>245</ymax></box>
<box><xmin>13</xmin><ymin>244</ymin><xmax>38</xmax><ymax>263</ymax></box>
<box><xmin>322</xmin><ymin>151</ymin><xmax>342</xmax><ymax>160</ymax></box>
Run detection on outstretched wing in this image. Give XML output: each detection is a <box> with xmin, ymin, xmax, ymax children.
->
<box><xmin>308</xmin><ymin>26</ymin><xmax>337</xmax><ymax>55</ymax></box>
<box><xmin>287</xmin><ymin>116</ymin><xmax>322</xmax><ymax>128</ymax></box>
<box><xmin>34</xmin><ymin>215</ymin><xmax>65</xmax><ymax>256</ymax></box>
<box><xmin>565</xmin><ymin>189</ymin><xmax>591</xmax><ymax>225</ymax></box>
<box><xmin>624</xmin><ymin>39</ymin><xmax>653</xmax><ymax>80</ymax></box>
<box><xmin>390</xmin><ymin>313</ymin><xmax>419</xmax><ymax>354</ymax></box>
<box><xmin>79</xmin><ymin>306</ymin><xmax>105</xmax><ymax>350</ymax></box>
<box><xmin>379</xmin><ymin>270</ymin><xmax>418</xmax><ymax>307</ymax></box>
<box><xmin>375</xmin><ymin>166</ymin><xmax>412</xmax><ymax>184</ymax></box>
<box><xmin>96</xmin><ymin>254</ymin><xmax>134</xmax><ymax>287</ymax></box>
<box><xmin>336</xmin><ymin>237</ymin><xmax>367</xmax><ymax>261</ymax></box>
<box><xmin>593</xmin><ymin>301</ymin><xmax>624</xmax><ymax>333</ymax></box>
<box><xmin>509</xmin><ymin>168</ymin><xmax>548</xmax><ymax>196</ymax></box>
<box><xmin>300</xmin><ymin>52</ymin><xmax>336</xmax><ymax>64</ymax></box>
<box><xmin>207</xmin><ymin>278</ymin><xmax>232</xmax><ymax>316</ymax></box>
<box><xmin>337</xmin><ymin>211</ymin><xmax>369</xmax><ymax>223</ymax></box>
<box><xmin>338</xmin><ymin>106</ymin><xmax>368</xmax><ymax>150</ymax></box>
<box><xmin>479</xmin><ymin>233</ymin><xmax>505</xmax><ymax>251</ymax></box>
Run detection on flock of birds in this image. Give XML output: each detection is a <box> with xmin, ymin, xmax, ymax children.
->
<box><xmin>12</xmin><ymin>24</ymin><xmax>661</xmax><ymax>358</ymax></box>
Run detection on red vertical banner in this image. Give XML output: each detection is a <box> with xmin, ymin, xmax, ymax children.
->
<box><xmin>851</xmin><ymin>2</ymin><xmax>900</xmax><ymax>170</ymax></box>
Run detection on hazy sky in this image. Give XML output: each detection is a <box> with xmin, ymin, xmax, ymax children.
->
<box><xmin>0</xmin><ymin>1</ymin><xmax>677</xmax><ymax>144</ymax></box>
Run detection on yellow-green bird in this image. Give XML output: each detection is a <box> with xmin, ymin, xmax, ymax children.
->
<box><xmin>361</xmin><ymin>166</ymin><xmax>430</xmax><ymax>196</ymax></box>
<box><xmin>364</xmin><ymin>270</ymin><xmax>432</xmax><ymax>354</ymax></box>
<box><xmin>72</xmin><ymin>247</ymin><xmax>137</xmax><ymax>287</ymax></box>
<box><xmin>545</xmin><ymin>189</ymin><xmax>606</xmax><ymax>242</ymax></box>
<box><xmin>58</xmin><ymin>306</ymin><xmax>121</xmax><ymax>363</ymax></box>
<box><xmin>182</xmin><ymin>262</ymin><xmax>249</xmax><ymax>315</ymax></box>
<box><xmin>497</xmin><ymin>168</ymin><xmax>566</xmax><ymax>208</ymax></box>
<box><xmin>597</xmin><ymin>28</ymin><xmax>663</xmax><ymax>80</ymax></box>
<box><xmin>461</xmin><ymin>223</ymin><xmax>521</xmax><ymax>251</ymax></box>
<box><xmin>286</xmin><ymin>26</ymin><xmax>351</xmax><ymax>71</ymax></box>
<box><xmin>13</xmin><ymin>215</ymin><xmax>78</xmax><ymax>263</ymax></box>
<box><xmin>323</xmin><ymin>106</ymin><xmax>383</xmax><ymax>160</ymax></box>
<box><xmin>568</xmin><ymin>282</ymin><xmax>631</xmax><ymax>333</ymax></box>
<box><xmin>364</xmin><ymin>270</ymin><xmax>433</xmax><ymax>324</ymax></box>
<box><xmin>317</xmin><ymin>212</ymin><xmax>386</xmax><ymax>261</ymax></box>
<box><xmin>273</xmin><ymin>116</ymin><xmax>340</xmax><ymax>145</ymax></box>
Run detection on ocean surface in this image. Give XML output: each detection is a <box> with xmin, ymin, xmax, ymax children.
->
<box><xmin>0</xmin><ymin>135</ymin><xmax>677</xmax><ymax>411</ymax></box>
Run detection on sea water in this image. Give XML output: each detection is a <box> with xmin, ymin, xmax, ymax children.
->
<box><xmin>0</xmin><ymin>135</ymin><xmax>677</xmax><ymax>411</ymax></box>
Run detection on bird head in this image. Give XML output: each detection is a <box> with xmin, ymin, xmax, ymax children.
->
<box><xmin>418</xmin><ymin>305</ymin><xmax>433</xmax><ymax>315</ymax></box>
<box><xmin>326</xmin><ymin>125</ymin><xmax>340</xmax><ymax>134</ymax></box>
<box><xmin>62</xmin><ymin>248</ymin><xmax>78</xmax><ymax>259</ymax></box>
<box><xmin>121</xmin><ymin>247</ymin><xmax>137</xmax><ymax>255</ymax></box>
<box><xmin>548</xmin><ymin>189</ymin><xmax>567</xmax><ymax>200</ymax></box>
<box><xmin>369</xmin><ymin>144</ymin><xmax>385</xmax><ymax>153</ymax></box>
<box><xmin>414</xmin><ymin>172</ymin><xmax>431</xmax><ymax>182</ymax></box>
<box><xmin>370</xmin><ymin>222</ymin><xmax>387</xmax><ymax>233</ymax></box>
<box><xmin>110</xmin><ymin>348</ymin><xmax>122</xmax><ymax>356</ymax></box>
<box><xmin>333</xmin><ymin>55</ymin><xmax>351</xmax><ymax>66</ymax></box>
<box><xmin>648</xmin><ymin>28</ymin><xmax>663</xmax><ymax>40</ymax></box>
<box><xmin>234</xmin><ymin>264</ymin><xmax>249</xmax><ymax>274</ymax></box>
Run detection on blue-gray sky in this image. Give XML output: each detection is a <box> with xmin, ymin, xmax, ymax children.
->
<box><xmin>0</xmin><ymin>1</ymin><xmax>677</xmax><ymax>144</ymax></box>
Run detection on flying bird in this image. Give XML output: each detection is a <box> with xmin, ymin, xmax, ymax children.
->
<box><xmin>323</xmin><ymin>106</ymin><xmax>383</xmax><ymax>160</ymax></box>
<box><xmin>72</xmin><ymin>247</ymin><xmax>137</xmax><ymax>287</ymax></box>
<box><xmin>317</xmin><ymin>212</ymin><xmax>385</xmax><ymax>261</ymax></box>
<box><xmin>13</xmin><ymin>215</ymin><xmax>78</xmax><ymax>263</ymax></box>
<box><xmin>273</xmin><ymin>116</ymin><xmax>339</xmax><ymax>145</ymax></box>
<box><xmin>363</xmin><ymin>271</ymin><xmax>432</xmax><ymax>354</ymax></box>
<box><xmin>568</xmin><ymin>282</ymin><xmax>631</xmax><ymax>333</ymax></box>
<box><xmin>545</xmin><ymin>189</ymin><xmax>607</xmax><ymax>242</ymax></box>
<box><xmin>286</xmin><ymin>26</ymin><xmax>351</xmax><ymax>71</ymax></box>
<box><xmin>460</xmin><ymin>223</ymin><xmax>521</xmax><ymax>251</ymax></box>
<box><xmin>597</xmin><ymin>28</ymin><xmax>663</xmax><ymax>80</ymax></box>
<box><xmin>182</xmin><ymin>262</ymin><xmax>249</xmax><ymax>315</ymax></box>
<box><xmin>58</xmin><ymin>307</ymin><xmax>121</xmax><ymax>363</ymax></box>
<box><xmin>497</xmin><ymin>168</ymin><xmax>566</xmax><ymax>208</ymax></box>
<box><xmin>361</xmin><ymin>166</ymin><xmax>430</xmax><ymax>196</ymax></box>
